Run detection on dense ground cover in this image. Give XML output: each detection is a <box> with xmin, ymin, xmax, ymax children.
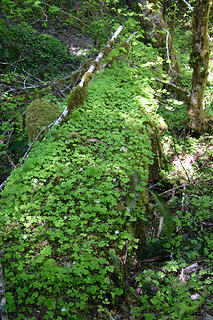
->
<box><xmin>0</xmin><ymin>45</ymin><xmax>166</xmax><ymax>319</ymax></box>
<box><xmin>0</xmin><ymin>1</ymin><xmax>212</xmax><ymax>319</ymax></box>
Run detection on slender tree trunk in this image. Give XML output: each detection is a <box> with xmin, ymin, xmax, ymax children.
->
<box><xmin>137</xmin><ymin>0</ymin><xmax>181</xmax><ymax>76</ymax></box>
<box><xmin>188</xmin><ymin>0</ymin><xmax>212</xmax><ymax>134</ymax></box>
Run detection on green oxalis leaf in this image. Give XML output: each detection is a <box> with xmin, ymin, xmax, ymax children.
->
<box><xmin>0</xmin><ymin>45</ymin><xmax>162</xmax><ymax>319</ymax></box>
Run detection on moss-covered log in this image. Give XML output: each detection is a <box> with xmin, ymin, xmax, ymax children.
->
<box><xmin>0</xmin><ymin>54</ymin><xmax>164</xmax><ymax>319</ymax></box>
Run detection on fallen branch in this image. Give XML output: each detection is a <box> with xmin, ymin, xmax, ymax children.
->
<box><xmin>51</xmin><ymin>25</ymin><xmax>123</xmax><ymax>127</ymax></box>
<box><xmin>156</xmin><ymin>216</ymin><xmax>164</xmax><ymax>237</ymax></box>
<box><xmin>127</xmin><ymin>31</ymin><xmax>138</xmax><ymax>43</ymax></box>
<box><xmin>155</xmin><ymin>78</ymin><xmax>189</xmax><ymax>102</ymax></box>
<box><xmin>79</xmin><ymin>26</ymin><xmax>123</xmax><ymax>88</ymax></box>
<box><xmin>163</xmin><ymin>28</ymin><xmax>174</xmax><ymax>74</ymax></box>
<box><xmin>182</xmin><ymin>0</ymin><xmax>194</xmax><ymax>11</ymax></box>
<box><xmin>5</xmin><ymin>153</ymin><xmax>17</xmax><ymax>169</ymax></box>
<box><xmin>0</xmin><ymin>26</ymin><xmax>123</xmax><ymax>192</ymax></box>
<box><xmin>159</xmin><ymin>185</ymin><xmax>185</xmax><ymax>196</ymax></box>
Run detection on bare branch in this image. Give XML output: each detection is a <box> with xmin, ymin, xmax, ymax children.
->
<box><xmin>18</xmin><ymin>121</ymin><xmax>55</xmax><ymax>167</ymax></box>
<box><xmin>0</xmin><ymin>179</ymin><xmax>8</xmax><ymax>192</ymax></box>
<box><xmin>0</xmin><ymin>26</ymin><xmax>123</xmax><ymax>192</ymax></box>
<box><xmin>182</xmin><ymin>0</ymin><xmax>194</xmax><ymax>11</ymax></box>
<box><xmin>5</xmin><ymin>153</ymin><xmax>17</xmax><ymax>169</ymax></box>
<box><xmin>156</xmin><ymin>216</ymin><xmax>164</xmax><ymax>237</ymax></box>
<box><xmin>49</xmin><ymin>106</ymin><xmax>69</xmax><ymax>127</ymax></box>
<box><xmin>126</xmin><ymin>31</ymin><xmax>138</xmax><ymax>43</ymax></box>
<box><xmin>21</xmin><ymin>67</ymin><xmax>43</xmax><ymax>83</ymax></box>
<box><xmin>155</xmin><ymin>78</ymin><xmax>189</xmax><ymax>102</ymax></box>
<box><xmin>163</xmin><ymin>28</ymin><xmax>174</xmax><ymax>74</ymax></box>
<box><xmin>79</xmin><ymin>26</ymin><xmax>123</xmax><ymax>88</ymax></box>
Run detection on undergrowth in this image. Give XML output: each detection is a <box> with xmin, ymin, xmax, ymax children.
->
<box><xmin>0</xmin><ymin>6</ymin><xmax>212</xmax><ymax>319</ymax></box>
<box><xmin>2</xmin><ymin>24</ymin><xmax>81</xmax><ymax>80</ymax></box>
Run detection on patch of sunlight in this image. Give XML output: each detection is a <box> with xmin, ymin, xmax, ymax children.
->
<box><xmin>137</xmin><ymin>96</ymin><xmax>158</xmax><ymax>112</ymax></box>
<box><xmin>141</xmin><ymin>61</ymin><xmax>159</xmax><ymax>68</ymax></box>
<box><xmin>171</xmin><ymin>154</ymin><xmax>195</xmax><ymax>181</ymax></box>
<box><xmin>69</xmin><ymin>45</ymin><xmax>89</xmax><ymax>56</ymax></box>
<box><xmin>167</xmin><ymin>98</ymin><xmax>184</xmax><ymax>106</ymax></box>
<box><xmin>208</xmin><ymin>58</ymin><xmax>213</xmax><ymax>82</ymax></box>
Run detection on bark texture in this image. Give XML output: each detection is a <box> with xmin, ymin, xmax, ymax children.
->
<box><xmin>137</xmin><ymin>0</ymin><xmax>181</xmax><ymax>76</ymax></box>
<box><xmin>188</xmin><ymin>0</ymin><xmax>211</xmax><ymax>134</ymax></box>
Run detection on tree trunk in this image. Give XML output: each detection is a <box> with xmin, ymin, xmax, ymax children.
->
<box><xmin>137</xmin><ymin>0</ymin><xmax>181</xmax><ymax>76</ymax></box>
<box><xmin>188</xmin><ymin>0</ymin><xmax>212</xmax><ymax>134</ymax></box>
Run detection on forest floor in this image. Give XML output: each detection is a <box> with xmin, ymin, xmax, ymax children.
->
<box><xmin>0</xmin><ymin>17</ymin><xmax>212</xmax><ymax>320</ymax></box>
<box><xmin>34</xmin><ymin>23</ymin><xmax>93</xmax><ymax>57</ymax></box>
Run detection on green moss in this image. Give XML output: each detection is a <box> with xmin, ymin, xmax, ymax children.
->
<box><xmin>70</xmin><ymin>60</ymin><xmax>93</xmax><ymax>87</ymax></box>
<box><xmin>67</xmin><ymin>132</ymin><xmax>83</xmax><ymax>141</ymax></box>
<box><xmin>103</xmin><ymin>43</ymin><xmax>114</xmax><ymax>58</ymax></box>
<box><xmin>120</xmin><ymin>41</ymin><xmax>130</xmax><ymax>56</ymax></box>
<box><xmin>82</xmin><ymin>72</ymin><xmax>92</xmax><ymax>85</ymax></box>
<box><xmin>25</xmin><ymin>98</ymin><xmax>61</xmax><ymax>142</ymax></box>
<box><xmin>67</xmin><ymin>85</ymin><xmax>88</xmax><ymax>113</ymax></box>
<box><xmin>105</xmin><ymin>41</ymin><xmax>130</xmax><ymax>65</ymax></box>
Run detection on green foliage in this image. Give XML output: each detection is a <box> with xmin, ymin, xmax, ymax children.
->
<box><xmin>0</xmin><ymin>84</ymin><xmax>29</xmax><ymax>180</ymax></box>
<box><xmin>132</xmin><ymin>264</ymin><xmax>211</xmax><ymax>320</ymax></box>
<box><xmin>0</xmin><ymin>19</ymin><xmax>14</xmax><ymax>63</ymax></box>
<box><xmin>137</xmin><ymin>133</ymin><xmax>213</xmax><ymax>319</ymax></box>
<box><xmin>67</xmin><ymin>85</ymin><xmax>88</xmax><ymax>113</ymax></box>
<box><xmin>149</xmin><ymin>190</ymin><xmax>175</xmax><ymax>241</ymax></box>
<box><xmin>0</xmin><ymin>55</ymin><xmax>162</xmax><ymax>318</ymax></box>
<box><xmin>0</xmin><ymin>2</ymin><xmax>212</xmax><ymax>318</ymax></box>
<box><xmin>157</xmin><ymin>96</ymin><xmax>189</xmax><ymax>134</ymax></box>
<box><xmin>2</xmin><ymin>24</ymin><xmax>80</xmax><ymax>80</ymax></box>
<box><xmin>25</xmin><ymin>98</ymin><xmax>61</xmax><ymax>142</ymax></box>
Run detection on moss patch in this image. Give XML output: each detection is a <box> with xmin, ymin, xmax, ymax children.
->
<box><xmin>67</xmin><ymin>85</ymin><xmax>88</xmax><ymax>113</ymax></box>
<box><xmin>25</xmin><ymin>99</ymin><xmax>61</xmax><ymax>142</ymax></box>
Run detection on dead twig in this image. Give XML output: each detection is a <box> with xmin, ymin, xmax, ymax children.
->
<box><xmin>182</xmin><ymin>0</ymin><xmax>194</xmax><ymax>11</ymax></box>
<box><xmin>155</xmin><ymin>78</ymin><xmax>189</xmax><ymax>102</ymax></box>
<box><xmin>159</xmin><ymin>185</ymin><xmax>184</xmax><ymax>195</ymax></box>
<box><xmin>156</xmin><ymin>216</ymin><xmax>164</xmax><ymax>237</ymax></box>
<box><xmin>5</xmin><ymin>154</ymin><xmax>17</xmax><ymax>169</ymax></box>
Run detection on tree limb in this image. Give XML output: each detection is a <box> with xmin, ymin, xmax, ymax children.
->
<box><xmin>163</xmin><ymin>28</ymin><xmax>174</xmax><ymax>74</ymax></box>
<box><xmin>182</xmin><ymin>0</ymin><xmax>194</xmax><ymax>11</ymax></box>
<box><xmin>155</xmin><ymin>78</ymin><xmax>189</xmax><ymax>102</ymax></box>
<box><xmin>0</xmin><ymin>26</ymin><xmax>124</xmax><ymax>192</ymax></box>
<box><xmin>79</xmin><ymin>25</ymin><xmax>123</xmax><ymax>88</ymax></box>
<box><xmin>51</xmin><ymin>25</ymin><xmax>123</xmax><ymax>127</ymax></box>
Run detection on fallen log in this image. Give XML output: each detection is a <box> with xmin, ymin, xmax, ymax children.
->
<box><xmin>0</xmin><ymin>36</ymin><xmax>165</xmax><ymax>320</ymax></box>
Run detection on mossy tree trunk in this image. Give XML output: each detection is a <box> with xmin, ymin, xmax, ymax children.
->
<box><xmin>137</xmin><ymin>0</ymin><xmax>181</xmax><ymax>77</ymax></box>
<box><xmin>188</xmin><ymin>0</ymin><xmax>212</xmax><ymax>134</ymax></box>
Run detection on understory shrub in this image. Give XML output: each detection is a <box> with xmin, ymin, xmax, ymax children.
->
<box><xmin>3</xmin><ymin>25</ymin><xmax>80</xmax><ymax>80</ymax></box>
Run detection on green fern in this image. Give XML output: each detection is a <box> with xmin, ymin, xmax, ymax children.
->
<box><xmin>149</xmin><ymin>190</ymin><xmax>175</xmax><ymax>241</ymax></box>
